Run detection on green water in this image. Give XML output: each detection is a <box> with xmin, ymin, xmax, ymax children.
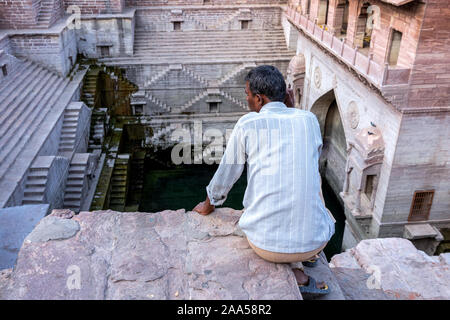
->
<box><xmin>140</xmin><ymin>164</ymin><xmax>247</xmax><ymax>212</ymax></box>
<box><xmin>139</xmin><ymin>163</ymin><xmax>344</xmax><ymax>259</ymax></box>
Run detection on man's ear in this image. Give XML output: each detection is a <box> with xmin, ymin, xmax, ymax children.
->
<box><xmin>256</xmin><ymin>94</ymin><xmax>263</xmax><ymax>107</ymax></box>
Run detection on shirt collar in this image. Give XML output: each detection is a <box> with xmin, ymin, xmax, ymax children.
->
<box><xmin>259</xmin><ymin>101</ymin><xmax>287</xmax><ymax>113</ymax></box>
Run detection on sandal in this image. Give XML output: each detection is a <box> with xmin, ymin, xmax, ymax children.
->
<box><xmin>303</xmin><ymin>258</ymin><xmax>318</xmax><ymax>267</ymax></box>
<box><xmin>298</xmin><ymin>276</ymin><xmax>330</xmax><ymax>297</ymax></box>
<box><xmin>303</xmin><ymin>254</ymin><xmax>320</xmax><ymax>267</ymax></box>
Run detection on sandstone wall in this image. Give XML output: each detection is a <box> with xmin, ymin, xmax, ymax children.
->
<box><xmin>406</xmin><ymin>0</ymin><xmax>450</xmax><ymax>109</ymax></box>
<box><xmin>0</xmin><ymin>0</ymin><xmax>40</xmax><ymax>29</ymax></box>
<box><xmin>64</xmin><ymin>0</ymin><xmax>125</xmax><ymax>14</ymax></box>
<box><xmin>8</xmin><ymin>26</ymin><xmax>78</xmax><ymax>76</ymax></box>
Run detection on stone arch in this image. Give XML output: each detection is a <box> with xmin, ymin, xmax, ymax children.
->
<box><xmin>310</xmin><ymin>89</ymin><xmax>348</xmax><ymax>199</ymax></box>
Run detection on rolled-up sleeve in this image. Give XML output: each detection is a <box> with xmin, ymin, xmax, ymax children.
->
<box><xmin>206</xmin><ymin>123</ymin><xmax>246</xmax><ymax>206</ymax></box>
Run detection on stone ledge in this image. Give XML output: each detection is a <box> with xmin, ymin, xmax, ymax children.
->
<box><xmin>330</xmin><ymin>238</ymin><xmax>450</xmax><ymax>300</ymax></box>
<box><xmin>0</xmin><ymin>208</ymin><xmax>302</xmax><ymax>300</ymax></box>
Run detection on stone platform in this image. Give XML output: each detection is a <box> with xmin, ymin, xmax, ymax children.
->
<box><xmin>0</xmin><ymin>208</ymin><xmax>301</xmax><ymax>300</ymax></box>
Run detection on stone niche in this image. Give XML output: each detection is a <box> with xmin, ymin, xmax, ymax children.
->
<box><xmin>341</xmin><ymin>125</ymin><xmax>384</xmax><ymax>223</ymax></box>
<box><xmin>286</xmin><ymin>53</ymin><xmax>305</xmax><ymax>108</ymax></box>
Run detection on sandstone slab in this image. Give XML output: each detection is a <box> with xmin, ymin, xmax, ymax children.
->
<box><xmin>329</xmin><ymin>238</ymin><xmax>450</xmax><ymax>300</ymax></box>
<box><xmin>0</xmin><ymin>208</ymin><xmax>302</xmax><ymax>300</ymax></box>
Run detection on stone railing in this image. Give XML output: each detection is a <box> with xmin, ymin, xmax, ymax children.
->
<box><xmin>285</xmin><ymin>7</ymin><xmax>411</xmax><ymax>88</ymax></box>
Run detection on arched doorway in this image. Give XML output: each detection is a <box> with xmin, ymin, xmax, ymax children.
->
<box><xmin>310</xmin><ymin>90</ymin><xmax>347</xmax><ymax>258</ymax></box>
<box><xmin>310</xmin><ymin>90</ymin><xmax>347</xmax><ymax>197</ymax></box>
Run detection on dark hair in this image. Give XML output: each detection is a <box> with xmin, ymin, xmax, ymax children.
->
<box><xmin>245</xmin><ymin>65</ymin><xmax>286</xmax><ymax>102</ymax></box>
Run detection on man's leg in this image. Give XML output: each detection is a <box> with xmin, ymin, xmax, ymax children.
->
<box><xmin>247</xmin><ymin>239</ymin><xmax>327</xmax><ymax>290</ymax></box>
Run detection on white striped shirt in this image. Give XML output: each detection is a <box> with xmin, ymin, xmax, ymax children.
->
<box><xmin>206</xmin><ymin>101</ymin><xmax>335</xmax><ymax>253</ymax></box>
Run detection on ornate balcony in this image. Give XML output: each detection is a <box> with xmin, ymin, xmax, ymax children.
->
<box><xmin>285</xmin><ymin>6</ymin><xmax>411</xmax><ymax>90</ymax></box>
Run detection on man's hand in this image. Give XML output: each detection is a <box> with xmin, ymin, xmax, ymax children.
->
<box><xmin>193</xmin><ymin>196</ymin><xmax>215</xmax><ymax>216</ymax></box>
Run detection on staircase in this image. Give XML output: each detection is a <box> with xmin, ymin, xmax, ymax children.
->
<box><xmin>220</xmin><ymin>90</ymin><xmax>248</xmax><ymax>110</ymax></box>
<box><xmin>58</xmin><ymin>106</ymin><xmax>82</xmax><ymax>156</ymax></box>
<box><xmin>88</xmin><ymin>108</ymin><xmax>108</xmax><ymax>151</ymax></box>
<box><xmin>81</xmin><ymin>67</ymin><xmax>101</xmax><ymax>108</ymax></box>
<box><xmin>0</xmin><ymin>59</ymin><xmax>71</xmax><ymax>180</ymax></box>
<box><xmin>109</xmin><ymin>154</ymin><xmax>130</xmax><ymax>212</ymax></box>
<box><xmin>128</xmin><ymin>151</ymin><xmax>146</xmax><ymax>206</ymax></box>
<box><xmin>63</xmin><ymin>153</ymin><xmax>89</xmax><ymax>213</ymax></box>
<box><xmin>36</xmin><ymin>0</ymin><xmax>55</xmax><ymax>28</ymax></box>
<box><xmin>181</xmin><ymin>65</ymin><xmax>209</xmax><ymax>86</ymax></box>
<box><xmin>143</xmin><ymin>66</ymin><xmax>171</xmax><ymax>88</ymax></box>
<box><xmin>145</xmin><ymin>91</ymin><xmax>171</xmax><ymax>113</ymax></box>
<box><xmin>216</xmin><ymin>62</ymin><xmax>256</xmax><ymax>86</ymax></box>
<box><xmin>21</xmin><ymin>157</ymin><xmax>53</xmax><ymax>205</ymax></box>
<box><xmin>178</xmin><ymin>91</ymin><xmax>209</xmax><ymax>112</ymax></box>
<box><xmin>101</xmin><ymin>28</ymin><xmax>295</xmax><ymax>64</ymax></box>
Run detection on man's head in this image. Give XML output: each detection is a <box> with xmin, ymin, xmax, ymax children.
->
<box><xmin>244</xmin><ymin>65</ymin><xmax>287</xmax><ymax>112</ymax></box>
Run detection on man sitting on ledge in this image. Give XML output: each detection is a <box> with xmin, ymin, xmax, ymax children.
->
<box><xmin>193</xmin><ymin>65</ymin><xmax>335</xmax><ymax>296</ymax></box>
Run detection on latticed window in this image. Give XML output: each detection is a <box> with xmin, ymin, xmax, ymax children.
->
<box><xmin>408</xmin><ymin>190</ymin><xmax>434</xmax><ymax>221</ymax></box>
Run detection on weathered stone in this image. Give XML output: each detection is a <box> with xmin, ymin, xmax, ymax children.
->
<box><xmin>25</xmin><ymin>216</ymin><xmax>80</xmax><ymax>243</ymax></box>
<box><xmin>0</xmin><ymin>209</ymin><xmax>302</xmax><ymax>300</ymax></box>
<box><xmin>330</xmin><ymin>238</ymin><xmax>450</xmax><ymax>300</ymax></box>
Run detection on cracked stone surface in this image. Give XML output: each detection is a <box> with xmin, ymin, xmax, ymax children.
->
<box><xmin>0</xmin><ymin>208</ymin><xmax>302</xmax><ymax>300</ymax></box>
<box><xmin>329</xmin><ymin>238</ymin><xmax>450</xmax><ymax>300</ymax></box>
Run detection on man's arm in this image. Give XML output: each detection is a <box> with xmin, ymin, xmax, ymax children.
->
<box><xmin>193</xmin><ymin>124</ymin><xmax>246</xmax><ymax>215</ymax></box>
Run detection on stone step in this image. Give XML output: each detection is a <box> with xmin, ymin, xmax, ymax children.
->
<box><xmin>104</xmin><ymin>52</ymin><xmax>294</xmax><ymax>63</ymax></box>
<box><xmin>133</xmin><ymin>37</ymin><xmax>287</xmax><ymax>47</ymax></box>
<box><xmin>0</xmin><ymin>61</ymin><xmax>38</xmax><ymax>103</ymax></box>
<box><xmin>133</xmin><ymin>28</ymin><xmax>285</xmax><ymax>37</ymax></box>
<box><xmin>0</xmin><ymin>69</ymin><xmax>53</xmax><ymax>133</ymax></box>
<box><xmin>61</xmin><ymin>133</ymin><xmax>76</xmax><ymax>139</ymax></box>
<box><xmin>62</xmin><ymin>125</ymin><xmax>77</xmax><ymax>131</ymax></box>
<box><xmin>68</xmin><ymin>172</ymin><xmax>85</xmax><ymax>179</ymax></box>
<box><xmin>0</xmin><ymin>74</ymin><xmax>69</xmax><ymax>179</ymax></box>
<box><xmin>60</xmin><ymin>140</ymin><xmax>75</xmax><ymax>145</ymax></box>
<box><xmin>134</xmin><ymin>49</ymin><xmax>292</xmax><ymax>57</ymax></box>
<box><xmin>69</xmin><ymin>166</ymin><xmax>86</xmax><ymax>173</ymax></box>
<box><xmin>25</xmin><ymin>176</ymin><xmax>47</xmax><ymax>186</ymax></box>
<box><xmin>22</xmin><ymin>195</ymin><xmax>44</xmax><ymax>203</ymax></box>
<box><xmin>66</xmin><ymin>180</ymin><xmax>83</xmax><ymax>188</ymax></box>
<box><xmin>0</xmin><ymin>61</ymin><xmax>34</xmax><ymax>95</ymax></box>
<box><xmin>24</xmin><ymin>186</ymin><xmax>46</xmax><ymax>196</ymax></box>
<box><xmin>64</xmin><ymin>112</ymin><xmax>79</xmax><ymax>118</ymax></box>
<box><xmin>0</xmin><ymin>72</ymin><xmax>59</xmax><ymax>146</ymax></box>
<box><xmin>64</xmin><ymin>200</ymin><xmax>81</xmax><ymax>208</ymax></box>
<box><xmin>134</xmin><ymin>47</ymin><xmax>289</xmax><ymax>56</ymax></box>
<box><xmin>64</xmin><ymin>194</ymin><xmax>82</xmax><ymax>201</ymax></box>
<box><xmin>65</xmin><ymin>187</ymin><xmax>82</xmax><ymax>194</ymax></box>
<box><xmin>63</xmin><ymin>119</ymin><xmax>79</xmax><ymax>125</ymax></box>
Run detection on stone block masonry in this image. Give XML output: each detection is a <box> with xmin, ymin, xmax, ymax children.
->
<box><xmin>64</xmin><ymin>0</ymin><xmax>125</xmax><ymax>14</ymax></box>
<box><xmin>407</xmin><ymin>0</ymin><xmax>450</xmax><ymax>109</ymax></box>
<box><xmin>0</xmin><ymin>0</ymin><xmax>40</xmax><ymax>29</ymax></box>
